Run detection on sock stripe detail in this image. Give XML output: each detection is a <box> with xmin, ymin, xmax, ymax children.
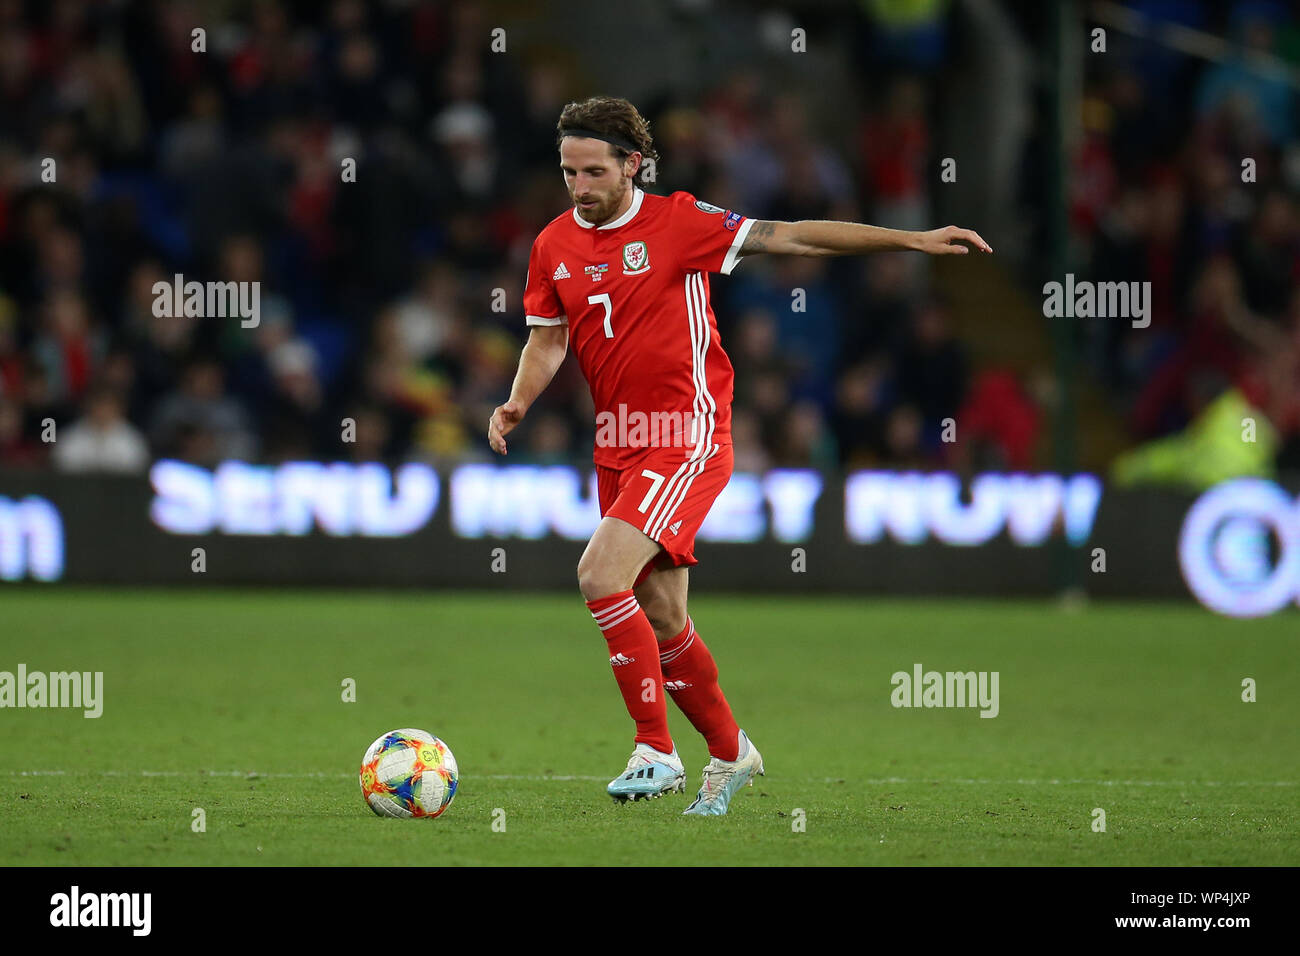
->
<box><xmin>659</xmin><ymin>619</ymin><xmax>696</xmax><ymax>664</ymax></box>
<box><xmin>598</xmin><ymin>603</ymin><xmax>643</xmax><ymax>631</ymax></box>
<box><xmin>590</xmin><ymin>594</ymin><xmax>643</xmax><ymax>632</ymax></box>
<box><xmin>590</xmin><ymin>594</ymin><xmax>638</xmax><ymax>626</ymax></box>
<box><xmin>659</xmin><ymin>634</ymin><xmax>694</xmax><ymax>665</ymax></box>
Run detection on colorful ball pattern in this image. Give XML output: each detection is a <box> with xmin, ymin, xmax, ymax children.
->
<box><xmin>360</xmin><ymin>728</ymin><xmax>459</xmax><ymax>819</ymax></box>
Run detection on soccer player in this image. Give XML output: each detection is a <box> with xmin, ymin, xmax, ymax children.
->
<box><xmin>488</xmin><ymin>96</ymin><xmax>991</xmax><ymax>815</ymax></box>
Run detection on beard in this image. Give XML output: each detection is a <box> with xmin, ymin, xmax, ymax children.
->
<box><xmin>574</xmin><ymin>181</ymin><xmax>629</xmax><ymax>225</ymax></box>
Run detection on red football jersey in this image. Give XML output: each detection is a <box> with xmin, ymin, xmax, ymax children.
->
<box><xmin>522</xmin><ymin>188</ymin><xmax>755</xmax><ymax>469</ymax></box>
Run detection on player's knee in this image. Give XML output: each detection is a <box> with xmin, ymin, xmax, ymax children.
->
<box><xmin>641</xmin><ymin>605</ymin><xmax>668</xmax><ymax>635</ymax></box>
<box><xmin>643</xmin><ymin>603</ymin><xmax>686</xmax><ymax>640</ymax></box>
<box><xmin>576</xmin><ymin>557</ymin><xmax>628</xmax><ymax>602</ymax></box>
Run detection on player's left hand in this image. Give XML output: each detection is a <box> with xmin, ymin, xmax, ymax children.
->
<box><xmin>915</xmin><ymin>226</ymin><xmax>992</xmax><ymax>255</ymax></box>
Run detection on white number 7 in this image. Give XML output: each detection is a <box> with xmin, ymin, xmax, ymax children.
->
<box><xmin>588</xmin><ymin>292</ymin><xmax>613</xmax><ymax>338</ymax></box>
<box><xmin>636</xmin><ymin>469</ymin><xmax>665</xmax><ymax>513</ymax></box>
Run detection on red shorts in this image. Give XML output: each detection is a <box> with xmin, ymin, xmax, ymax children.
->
<box><xmin>596</xmin><ymin>442</ymin><xmax>734</xmax><ymax>587</ymax></box>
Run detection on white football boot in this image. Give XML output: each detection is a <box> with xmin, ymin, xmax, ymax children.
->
<box><xmin>682</xmin><ymin>729</ymin><xmax>764</xmax><ymax>816</ymax></box>
<box><xmin>607</xmin><ymin>742</ymin><xmax>686</xmax><ymax>802</ymax></box>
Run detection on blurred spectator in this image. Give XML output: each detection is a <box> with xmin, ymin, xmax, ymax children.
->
<box><xmin>772</xmin><ymin>399</ymin><xmax>837</xmax><ymax>470</ymax></box>
<box><xmin>0</xmin><ymin>296</ymin><xmax>23</xmax><ymax>398</ymax></box>
<box><xmin>859</xmin><ymin>77</ymin><xmax>931</xmax><ymax>233</ymax></box>
<box><xmin>431</xmin><ymin>102</ymin><xmax>502</xmax><ymax>208</ymax></box>
<box><xmin>342</xmin><ymin>404</ymin><xmax>394</xmax><ymax>463</ymax></box>
<box><xmin>895</xmin><ymin>298</ymin><xmax>967</xmax><ymax>432</ymax></box>
<box><xmin>1195</xmin><ymin>6</ymin><xmax>1294</xmax><ymax>145</ymax></box>
<box><xmin>390</xmin><ymin>259</ymin><xmax>458</xmax><ymax>363</ymax></box>
<box><xmin>883</xmin><ymin>404</ymin><xmax>929</xmax><ymax>470</ymax></box>
<box><xmin>515</xmin><ymin>409</ymin><xmax>574</xmax><ymax>465</ymax></box>
<box><xmin>1112</xmin><ymin>384</ymin><xmax>1277</xmax><ymax>489</ymax></box>
<box><xmin>859</xmin><ymin>0</ymin><xmax>951</xmax><ymax>72</ymax></box>
<box><xmin>150</xmin><ymin>359</ymin><xmax>256</xmax><ymax>465</ymax></box>
<box><xmin>52</xmin><ymin>386</ymin><xmax>148</xmax><ymax>474</ymax></box>
<box><xmin>731</xmin><ymin>407</ymin><xmax>773</xmax><ymax>472</ymax></box>
<box><xmin>31</xmin><ymin>289</ymin><xmax>101</xmax><ymax>405</ymax></box>
<box><xmin>0</xmin><ymin>396</ymin><xmax>40</xmax><ymax>467</ymax></box>
<box><xmin>954</xmin><ymin>370</ymin><xmax>1041</xmax><ymax>471</ymax></box>
<box><xmin>831</xmin><ymin>357</ymin><xmax>890</xmax><ymax>467</ymax></box>
<box><xmin>732</xmin><ymin>257</ymin><xmax>840</xmax><ymax>408</ymax></box>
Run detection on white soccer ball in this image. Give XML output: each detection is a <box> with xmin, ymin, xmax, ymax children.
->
<box><xmin>359</xmin><ymin>728</ymin><xmax>459</xmax><ymax>819</ymax></box>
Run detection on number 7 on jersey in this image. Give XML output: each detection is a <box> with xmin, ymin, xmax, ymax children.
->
<box><xmin>588</xmin><ymin>292</ymin><xmax>613</xmax><ymax>338</ymax></box>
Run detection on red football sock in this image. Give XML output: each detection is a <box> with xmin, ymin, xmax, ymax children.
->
<box><xmin>658</xmin><ymin>617</ymin><xmax>741</xmax><ymax>760</ymax></box>
<box><xmin>587</xmin><ymin>590</ymin><xmax>673</xmax><ymax>754</ymax></box>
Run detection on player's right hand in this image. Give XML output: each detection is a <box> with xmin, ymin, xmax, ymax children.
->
<box><xmin>488</xmin><ymin>400</ymin><xmax>525</xmax><ymax>455</ymax></box>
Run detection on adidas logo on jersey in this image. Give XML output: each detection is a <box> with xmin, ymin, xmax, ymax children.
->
<box><xmin>553</xmin><ymin>262</ymin><xmax>570</xmax><ymax>280</ymax></box>
<box><xmin>609</xmin><ymin>653</ymin><xmax>636</xmax><ymax>667</ymax></box>
<box><xmin>668</xmin><ymin>520</ymin><xmax>683</xmax><ymax>535</ymax></box>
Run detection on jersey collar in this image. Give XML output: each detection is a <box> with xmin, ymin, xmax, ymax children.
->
<box><xmin>572</xmin><ymin>186</ymin><xmax>644</xmax><ymax>230</ymax></box>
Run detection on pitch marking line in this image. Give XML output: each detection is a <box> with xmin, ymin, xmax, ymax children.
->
<box><xmin>4</xmin><ymin>771</ymin><xmax>1295</xmax><ymax>787</ymax></box>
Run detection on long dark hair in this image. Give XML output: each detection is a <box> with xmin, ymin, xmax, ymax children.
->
<box><xmin>555</xmin><ymin>96</ymin><xmax>661</xmax><ymax>171</ymax></box>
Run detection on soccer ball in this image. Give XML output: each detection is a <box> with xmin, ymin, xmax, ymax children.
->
<box><xmin>359</xmin><ymin>728</ymin><xmax>459</xmax><ymax>819</ymax></box>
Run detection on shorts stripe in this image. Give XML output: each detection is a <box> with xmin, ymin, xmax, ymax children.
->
<box><xmin>647</xmin><ymin>273</ymin><xmax>718</xmax><ymax>540</ymax></box>
<box><xmin>650</xmin><ymin>446</ymin><xmax>718</xmax><ymax>540</ymax></box>
<box><xmin>641</xmin><ymin>457</ymin><xmax>693</xmax><ymax>535</ymax></box>
<box><xmin>640</xmin><ymin>272</ymin><xmax>713</xmax><ymax>535</ymax></box>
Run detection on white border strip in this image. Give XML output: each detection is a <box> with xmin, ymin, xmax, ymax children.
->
<box><xmin>721</xmin><ymin>218</ymin><xmax>755</xmax><ymax>275</ymax></box>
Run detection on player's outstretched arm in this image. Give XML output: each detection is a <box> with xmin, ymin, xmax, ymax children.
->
<box><xmin>488</xmin><ymin>324</ymin><xmax>569</xmax><ymax>455</ymax></box>
<box><xmin>739</xmin><ymin>220</ymin><xmax>992</xmax><ymax>257</ymax></box>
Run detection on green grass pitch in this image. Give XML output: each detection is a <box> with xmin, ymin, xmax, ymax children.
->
<box><xmin>1</xmin><ymin>588</ymin><xmax>1295</xmax><ymax>866</ymax></box>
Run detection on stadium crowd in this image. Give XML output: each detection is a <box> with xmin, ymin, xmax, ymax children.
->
<box><xmin>1073</xmin><ymin>0</ymin><xmax>1300</xmax><ymax>477</ymax></box>
<box><xmin>0</xmin><ymin>0</ymin><xmax>1295</xmax><ymax>481</ymax></box>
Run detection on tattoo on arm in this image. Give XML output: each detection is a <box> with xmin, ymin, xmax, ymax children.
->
<box><xmin>740</xmin><ymin>220</ymin><xmax>777</xmax><ymax>255</ymax></box>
